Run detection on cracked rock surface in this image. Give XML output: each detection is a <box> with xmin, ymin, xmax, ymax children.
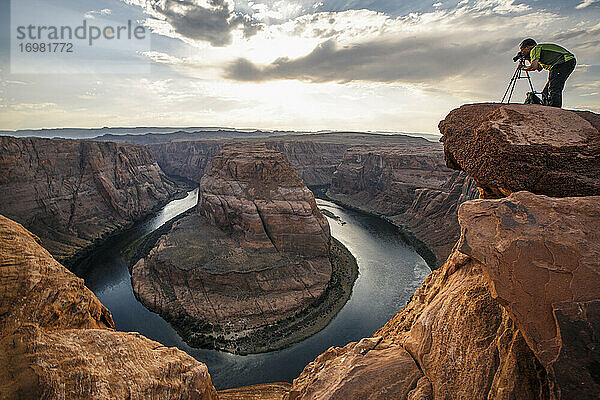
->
<box><xmin>458</xmin><ymin>191</ymin><xmax>600</xmax><ymax>398</ymax></box>
<box><xmin>439</xmin><ymin>103</ymin><xmax>600</xmax><ymax>198</ymax></box>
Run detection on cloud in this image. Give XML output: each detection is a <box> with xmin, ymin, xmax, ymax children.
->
<box><xmin>575</xmin><ymin>0</ymin><xmax>598</xmax><ymax>9</ymax></box>
<box><xmin>124</xmin><ymin>0</ymin><xmax>261</xmax><ymax>46</ymax></box>
<box><xmin>11</xmin><ymin>103</ymin><xmax>57</xmax><ymax>111</ymax></box>
<box><xmin>84</xmin><ymin>8</ymin><xmax>112</xmax><ymax>19</ymax></box>
<box><xmin>223</xmin><ymin>0</ymin><xmax>548</xmax><ymax>86</ymax></box>
<box><xmin>143</xmin><ymin>51</ymin><xmax>185</xmax><ymax>64</ymax></box>
<box><xmin>225</xmin><ymin>37</ymin><xmax>502</xmax><ymax>83</ymax></box>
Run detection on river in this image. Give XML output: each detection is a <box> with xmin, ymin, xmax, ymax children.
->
<box><xmin>72</xmin><ymin>188</ymin><xmax>430</xmax><ymax>390</ymax></box>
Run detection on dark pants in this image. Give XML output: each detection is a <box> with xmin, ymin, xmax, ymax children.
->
<box><xmin>542</xmin><ymin>58</ymin><xmax>576</xmax><ymax>108</ymax></box>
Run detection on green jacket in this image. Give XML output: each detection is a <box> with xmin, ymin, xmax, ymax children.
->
<box><xmin>530</xmin><ymin>44</ymin><xmax>575</xmax><ymax>70</ymax></box>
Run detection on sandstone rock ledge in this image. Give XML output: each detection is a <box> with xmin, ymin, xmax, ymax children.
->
<box><xmin>439</xmin><ymin>103</ymin><xmax>600</xmax><ymax>198</ymax></box>
<box><xmin>132</xmin><ymin>147</ymin><xmax>358</xmax><ymax>354</ymax></box>
<box><xmin>0</xmin><ymin>215</ymin><xmax>218</xmax><ymax>400</ymax></box>
<box><xmin>286</xmin><ymin>192</ymin><xmax>600</xmax><ymax>400</ymax></box>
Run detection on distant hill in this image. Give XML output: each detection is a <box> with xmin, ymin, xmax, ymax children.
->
<box><xmin>0</xmin><ymin>126</ymin><xmax>438</xmax><ymax>142</ymax></box>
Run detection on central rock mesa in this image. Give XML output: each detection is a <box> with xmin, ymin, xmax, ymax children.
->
<box><xmin>132</xmin><ymin>146</ymin><xmax>355</xmax><ymax>354</ymax></box>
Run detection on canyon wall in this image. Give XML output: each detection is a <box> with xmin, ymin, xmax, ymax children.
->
<box><xmin>148</xmin><ymin>133</ymin><xmax>471</xmax><ymax>267</ymax></box>
<box><xmin>327</xmin><ymin>146</ymin><xmax>478</xmax><ymax>267</ymax></box>
<box><xmin>0</xmin><ymin>136</ymin><xmax>181</xmax><ymax>262</ymax></box>
<box><xmin>0</xmin><ymin>214</ymin><xmax>218</xmax><ymax>400</ymax></box>
<box><xmin>149</xmin><ymin>140</ymin><xmax>223</xmax><ymax>182</ymax></box>
<box><xmin>283</xmin><ymin>105</ymin><xmax>600</xmax><ymax>400</ymax></box>
<box><xmin>147</xmin><ymin>133</ymin><xmax>431</xmax><ymax>187</ymax></box>
<box><xmin>148</xmin><ymin>138</ymin><xmax>349</xmax><ymax>186</ymax></box>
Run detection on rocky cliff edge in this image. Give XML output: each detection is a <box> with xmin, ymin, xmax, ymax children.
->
<box><xmin>440</xmin><ymin>103</ymin><xmax>600</xmax><ymax>198</ymax></box>
<box><xmin>0</xmin><ymin>215</ymin><xmax>217</xmax><ymax>400</ymax></box>
<box><xmin>285</xmin><ymin>105</ymin><xmax>600</xmax><ymax>400</ymax></box>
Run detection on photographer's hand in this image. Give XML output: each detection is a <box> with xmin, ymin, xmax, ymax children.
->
<box><xmin>524</xmin><ymin>59</ymin><xmax>540</xmax><ymax>71</ymax></box>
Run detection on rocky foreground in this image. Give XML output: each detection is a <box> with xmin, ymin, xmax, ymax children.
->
<box><xmin>279</xmin><ymin>104</ymin><xmax>600</xmax><ymax>400</ymax></box>
<box><xmin>0</xmin><ymin>215</ymin><xmax>218</xmax><ymax>400</ymax></box>
<box><xmin>132</xmin><ymin>146</ymin><xmax>357</xmax><ymax>354</ymax></box>
<box><xmin>0</xmin><ymin>136</ymin><xmax>181</xmax><ymax>262</ymax></box>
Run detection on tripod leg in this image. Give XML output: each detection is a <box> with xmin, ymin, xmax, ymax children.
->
<box><xmin>507</xmin><ymin>66</ymin><xmax>521</xmax><ymax>103</ymax></box>
<box><xmin>525</xmin><ymin>70</ymin><xmax>535</xmax><ymax>93</ymax></box>
<box><xmin>502</xmin><ymin>66</ymin><xmax>520</xmax><ymax>103</ymax></box>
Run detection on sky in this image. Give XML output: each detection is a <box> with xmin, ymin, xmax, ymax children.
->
<box><xmin>0</xmin><ymin>0</ymin><xmax>599</xmax><ymax>133</ymax></box>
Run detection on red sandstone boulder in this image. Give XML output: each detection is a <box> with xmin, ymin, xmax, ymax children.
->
<box><xmin>457</xmin><ymin>192</ymin><xmax>600</xmax><ymax>398</ymax></box>
<box><xmin>0</xmin><ymin>215</ymin><xmax>217</xmax><ymax>400</ymax></box>
<box><xmin>439</xmin><ymin>103</ymin><xmax>600</xmax><ymax>198</ymax></box>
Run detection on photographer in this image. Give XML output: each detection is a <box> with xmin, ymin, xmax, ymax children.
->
<box><xmin>518</xmin><ymin>38</ymin><xmax>576</xmax><ymax>108</ymax></box>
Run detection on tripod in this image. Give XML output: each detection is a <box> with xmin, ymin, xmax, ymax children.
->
<box><xmin>501</xmin><ymin>58</ymin><xmax>536</xmax><ymax>103</ymax></box>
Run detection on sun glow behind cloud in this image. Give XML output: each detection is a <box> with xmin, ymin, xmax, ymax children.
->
<box><xmin>1</xmin><ymin>0</ymin><xmax>599</xmax><ymax>132</ymax></box>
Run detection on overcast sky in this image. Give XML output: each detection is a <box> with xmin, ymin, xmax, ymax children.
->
<box><xmin>0</xmin><ymin>0</ymin><xmax>599</xmax><ymax>133</ymax></box>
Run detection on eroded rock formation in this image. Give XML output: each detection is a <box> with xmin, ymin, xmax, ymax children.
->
<box><xmin>0</xmin><ymin>215</ymin><xmax>217</xmax><ymax>400</ymax></box>
<box><xmin>458</xmin><ymin>192</ymin><xmax>600</xmax><ymax>397</ymax></box>
<box><xmin>131</xmin><ymin>146</ymin><xmax>356</xmax><ymax>354</ymax></box>
<box><xmin>440</xmin><ymin>103</ymin><xmax>600</xmax><ymax>198</ymax></box>
<box><xmin>283</xmin><ymin>105</ymin><xmax>600</xmax><ymax>400</ymax></box>
<box><xmin>0</xmin><ymin>136</ymin><xmax>181</xmax><ymax>262</ymax></box>
<box><xmin>288</xmin><ymin>192</ymin><xmax>600</xmax><ymax>400</ymax></box>
<box><xmin>197</xmin><ymin>146</ymin><xmax>331</xmax><ymax>256</ymax></box>
<box><xmin>327</xmin><ymin>146</ymin><xmax>478</xmax><ymax>267</ymax></box>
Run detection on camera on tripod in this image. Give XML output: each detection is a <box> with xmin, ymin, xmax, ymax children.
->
<box><xmin>502</xmin><ymin>52</ymin><xmax>537</xmax><ymax>103</ymax></box>
<box><xmin>512</xmin><ymin>51</ymin><xmax>529</xmax><ymax>63</ymax></box>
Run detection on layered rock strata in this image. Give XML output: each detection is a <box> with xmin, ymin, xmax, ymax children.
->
<box><xmin>327</xmin><ymin>146</ymin><xmax>478</xmax><ymax>267</ymax></box>
<box><xmin>219</xmin><ymin>382</ymin><xmax>292</xmax><ymax>400</ymax></box>
<box><xmin>147</xmin><ymin>132</ymin><xmax>433</xmax><ymax>187</ymax></box>
<box><xmin>282</xmin><ymin>105</ymin><xmax>600</xmax><ymax>400</ymax></box>
<box><xmin>0</xmin><ymin>215</ymin><xmax>218</xmax><ymax>400</ymax></box>
<box><xmin>0</xmin><ymin>136</ymin><xmax>180</xmax><ymax>262</ymax></box>
<box><xmin>288</xmin><ymin>192</ymin><xmax>600</xmax><ymax>400</ymax></box>
<box><xmin>148</xmin><ymin>134</ymin><xmax>469</xmax><ymax>267</ymax></box>
<box><xmin>389</xmin><ymin>170</ymin><xmax>478</xmax><ymax>267</ymax></box>
<box><xmin>439</xmin><ymin>103</ymin><xmax>600</xmax><ymax>198</ymax></box>
<box><xmin>132</xmin><ymin>146</ymin><xmax>357</xmax><ymax>354</ymax></box>
<box><xmin>196</xmin><ymin>146</ymin><xmax>331</xmax><ymax>256</ymax></box>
